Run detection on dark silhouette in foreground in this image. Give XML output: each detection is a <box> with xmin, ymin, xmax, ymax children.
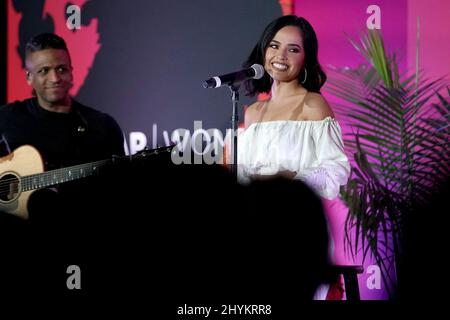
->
<box><xmin>1</xmin><ymin>156</ymin><xmax>333</xmax><ymax>310</ymax></box>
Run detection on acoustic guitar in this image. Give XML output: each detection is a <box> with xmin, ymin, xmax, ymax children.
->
<box><xmin>0</xmin><ymin>144</ymin><xmax>173</xmax><ymax>219</ymax></box>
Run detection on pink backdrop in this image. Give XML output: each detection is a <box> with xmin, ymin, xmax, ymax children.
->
<box><xmin>295</xmin><ymin>0</ymin><xmax>450</xmax><ymax>299</ymax></box>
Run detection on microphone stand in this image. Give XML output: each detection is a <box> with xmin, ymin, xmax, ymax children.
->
<box><xmin>229</xmin><ymin>84</ymin><xmax>240</xmax><ymax>182</ymax></box>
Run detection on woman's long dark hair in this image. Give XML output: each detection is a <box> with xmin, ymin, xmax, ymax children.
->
<box><xmin>243</xmin><ymin>15</ymin><xmax>326</xmax><ymax>96</ymax></box>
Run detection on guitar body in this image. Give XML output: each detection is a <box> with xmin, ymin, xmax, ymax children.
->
<box><xmin>0</xmin><ymin>145</ymin><xmax>44</xmax><ymax>219</ymax></box>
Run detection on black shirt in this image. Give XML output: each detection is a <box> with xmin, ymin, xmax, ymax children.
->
<box><xmin>0</xmin><ymin>97</ymin><xmax>124</xmax><ymax>169</ymax></box>
<box><xmin>0</xmin><ymin>97</ymin><xmax>126</xmax><ymax>225</ymax></box>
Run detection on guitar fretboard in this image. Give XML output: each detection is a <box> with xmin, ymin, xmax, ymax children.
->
<box><xmin>18</xmin><ymin>145</ymin><xmax>173</xmax><ymax>192</ymax></box>
<box><xmin>21</xmin><ymin>159</ymin><xmax>111</xmax><ymax>191</ymax></box>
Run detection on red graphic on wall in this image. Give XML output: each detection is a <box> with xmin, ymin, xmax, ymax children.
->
<box><xmin>7</xmin><ymin>0</ymin><xmax>100</xmax><ymax>102</ymax></box>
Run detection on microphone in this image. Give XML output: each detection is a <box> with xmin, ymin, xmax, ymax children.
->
<box><xmin>203</xmin><ymin>64</ymin><xmax>264</xmax><ymax>89</ymax></box>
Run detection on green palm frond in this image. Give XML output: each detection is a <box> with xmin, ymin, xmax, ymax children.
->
<box><xmin>346</xmin><ymin>30</ymin><xmax>395</xmax><ymax>88</ymax></box>
<box><xmin>326</xmin><ymin>29</ymin><xmax>450</xmax><ymax>298</ymax></box>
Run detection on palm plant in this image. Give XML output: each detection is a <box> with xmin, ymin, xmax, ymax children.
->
<box><xmin>325</xmin><ymin>29</ymin><xmax>450</xmax><ymax>298</ymax></box>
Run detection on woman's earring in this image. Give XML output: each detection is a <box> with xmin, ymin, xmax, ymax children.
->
<box><xmin>301</xmin><ymin>68</ymin><xmax>307</xmax><ymax>84</ymax></box>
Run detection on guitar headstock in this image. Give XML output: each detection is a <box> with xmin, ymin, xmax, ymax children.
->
<box><xmin>133</xmin><ymin>144</ymin><xmax>176</xmax><ymax>158</ymax></box>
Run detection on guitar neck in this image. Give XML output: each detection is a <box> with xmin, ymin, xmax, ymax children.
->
<box><xmin>21</xmin><ymin>159</ymin><xmax>112</xmax><ymax>191</ymax></box>
<box><xmin>19</xmin><ymin>145</ymin><xmax>173</xmax><ymax>192</ymax></box>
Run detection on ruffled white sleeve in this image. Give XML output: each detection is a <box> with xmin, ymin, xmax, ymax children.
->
<box><xmin>295</xmin><ymin>118</ymin><xmax>350</xmax><ymax>200</ymax></box>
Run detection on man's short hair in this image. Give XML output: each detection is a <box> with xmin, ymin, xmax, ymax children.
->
<box><xmin>25</xmin><ymin>33</ymin><xmax>69</xmax><ymax>57</ymax></box>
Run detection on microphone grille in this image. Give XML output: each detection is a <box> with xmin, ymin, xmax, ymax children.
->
<box><xmin>251</xmin><ymin>64</ymin><xmax>265</xmax><ymax>80</ymax></box>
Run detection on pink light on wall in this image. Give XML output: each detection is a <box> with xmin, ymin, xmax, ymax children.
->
<box><xmin>407</xmin><ymin>0</ymin><xmax>450</xmax><ymax>85</ymax></box>
<box><xmin>294</xmin><ymin>0</ymin><xmax>407</xmax><ymax>88</ymax></box>
<box><xmin>6</xmin><ymin>0</ymin><xmax>28</xmax><ymax>102</ymax></box>
<box><xmin>294</xmin><ymin>0</ymin><xmax>408</xmax><ymax>300</ymax></box>
<box><xmin>279</xmin><ymin>0</ymin><xmax>294</xmax><ymax>15</ymax></box>
<box><xmin>42</xmin><ymin>0</ymin><xmax>101</xmax><ymax>97</ymax></box>
<box><xmin>294</xmin><ymin>0</ymin><xmax>450</xmax><ymax>300</ymax></box>
<box><xmin>294</xmin><ymin>0</ymin><xmax>408</xmax><ymax>153</ymax></box>
<box><xmin>7</xmin><ymin>0</ymin><xmax>100</xmax><ymax>102</ymax></box>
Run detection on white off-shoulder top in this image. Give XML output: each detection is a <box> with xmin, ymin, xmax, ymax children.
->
<box><xmin>237</xmin><ymin>117</ymin><xmax>351</xmax><ymax>200</ymax></box>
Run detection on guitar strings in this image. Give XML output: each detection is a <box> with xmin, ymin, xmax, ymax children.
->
<box><xmin>0</xmin><ymin>147</ymin><xmax>174</xmax><ymax>193</ymax></box>
<box><xmin>0</xmin><ymin>159</ymin><xmax>110</xmax><ymax>192</ymax></box>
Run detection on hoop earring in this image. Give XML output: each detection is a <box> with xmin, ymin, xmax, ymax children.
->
<box><xmin>301</xmin><ymin>68</ymin><xmax>307</xmax><ymax>84</ymax></box>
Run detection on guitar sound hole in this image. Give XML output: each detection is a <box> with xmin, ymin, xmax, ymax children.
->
<box><xmin>0</xmin><ymin>173</ymin><xmax>20</xmax><ymax>202</ymax></box>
